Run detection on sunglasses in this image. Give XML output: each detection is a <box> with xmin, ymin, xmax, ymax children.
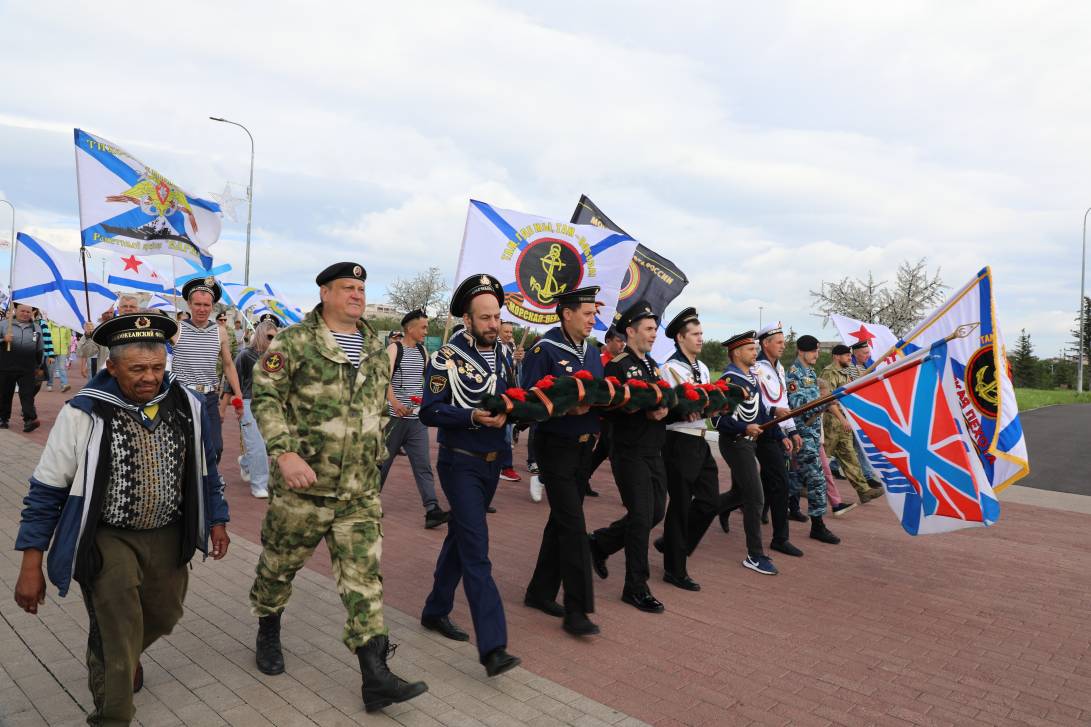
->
<box><xmin>266</xmin><ymin>334</ymin><xmax>276</xmax><ymax>341</ymax></box>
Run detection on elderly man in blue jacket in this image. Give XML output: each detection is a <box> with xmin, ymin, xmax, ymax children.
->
<box><xmin>13</xmin><ymin>312</ymin><xmax>230</xmax><ymax>727</ymax></box>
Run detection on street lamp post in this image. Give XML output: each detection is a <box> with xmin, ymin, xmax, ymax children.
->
<box><xmin>1079</xmin><ymin>208</ymin><xmax>1089</xmax><ymax>393</ymax></box>
<box><xmin>758</xmin><ymin>305</ymin><xmax>765</xmax><ymax>329</ymax></box>
<box><xmin>209</xmin><ymin>117</ymin><xmax>255</xmax><ymax>286</ymax></box>
<box><xmin>1</xmin><ymin>198</ymin><xmax>14</xmax><ymax>294</ymax></box>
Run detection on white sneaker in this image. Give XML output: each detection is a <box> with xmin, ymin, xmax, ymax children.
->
<box><xmin>529</xmin><ymin>475</ymin><xmax>544</xmax><ymax>503</ymax></box>
<box><xmin>237</xmin><ymin>455</ymin><xmax>251</xmax><ymax>482</ymax></box>
<box><xmin>251</xmin><ymin>486</ymin><xmax>268</xmax><ymax>499</ymax></box>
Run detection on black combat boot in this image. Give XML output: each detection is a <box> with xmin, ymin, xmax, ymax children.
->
<box><xmin>809</xmin><ymin>516</ymin><xmax>841</xmax><ymax>545</ymax></box>
<box><xmin>788</xmin><ymin>495</ymin><xmax>808</xmax><ymax>522</ymax></box>
<box><xmin>256</xmin><ymin>614</ymin><xmax>285</xmax><ymax>675</ymax></box>
<box><xmin>357</xmin><ymin>635</ymin><xmax>428</xmax><ymax>712</ymax></box>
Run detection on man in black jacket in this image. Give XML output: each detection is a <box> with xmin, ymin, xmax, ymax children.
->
<box><xmin>0</xmin><ymin>302</ymin><xmax>45</xmax><ymax>432</ymax></box>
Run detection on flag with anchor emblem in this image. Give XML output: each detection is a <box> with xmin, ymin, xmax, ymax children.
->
<box><xmin>863</xmin><ymin>267</ymin><xmax>1029</xmax><ymax>493</ymax></box>
<box><xmin>456</xmin><ymin>201</ymin><xmax>639</xmax><ymax>330</ymax></box>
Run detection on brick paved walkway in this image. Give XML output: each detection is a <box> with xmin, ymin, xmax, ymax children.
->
<box><xmin>4</xmin><ymin>377</ymin><xmax>1091</xmax><ymax>726</ymax></box>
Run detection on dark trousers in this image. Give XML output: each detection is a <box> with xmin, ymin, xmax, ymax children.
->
<box><xmin>422</xmin><ymin>450</ymin><xmax>507</xmax><ymax>660</ymax></box>
<box><xmin>525</xmin><ymin>424</ymin><xmax>537</xmax><ymax>466</ymax></box>
<box><xmin>526</xmin><ymin>432</ymin><xmax>595</xmax><ymax>615</ymax></box>
<box><xmin>661</xmin><ymin>431</ymin><xmax>720</xmax><ymax>576</ymax></box>
<box><xmin>589</xmin><ymin>420</ymin><xmax>612</xmax><ymax>476</ymax></box>
<box><xmin>718</xmin><ymin>437</ymin><xmax>766</xmax><ymax>557</ymax></box>
<box><xmin>202</xmin><ymin>391</ymin><xmax>223</xmax><ymax>463</ymax></box>
<box><xmin>593</xmin><ymin>447</ymin><xmax>667</xmax><ymax>593</ymax></box>
<box><xmin>0</xmin><ymin>368</ymin><xmax>37</xmax><ymax>423</ymax></box>
<box><xmin>83</xmin><ymin>524</ymin><xmax>187</xmax><ymax>726</ymax></box>
<box><xmin>755</xmin><ymin>432</ymin><xmax>791</xmax><ymax>544</ymax></box>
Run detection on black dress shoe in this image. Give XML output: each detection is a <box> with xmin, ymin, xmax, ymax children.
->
<box><xmin>663</xmin><ymin>572</ymin><xmax>700</xmax><ymax>592</ymax></box>
<box><xmin>621</xmin><ymin>590</ymin><xmax>665</xmax><ymax>613</ymax></box>
<box><xmin>482</xmin><ymin>648</ymin><xmax>521</xmax><ymax>677</ymax></box>
<box><xmin>718</xmin><ymin>510</ymin><xmax>730</xmax><ymax>533</ymax></box>
<box><xmin>588</xmin><ymin>534</ymin><xmax>608</xmax><ymax>579</ymax></box>
<box><xmin>585</xmin><ymin>487</ymin><xmax>599</xmax><ymax>497</ymax></box>
<box><xmin>420</xmin><ymin>615</ymin><xmax>469</xmax><ymax>642</ymax></box>
<box><xmin>652</xmin><ymin>536</ymin><xmax>664</xmax><ymax>554</ymax></box>
<box><xmin>425</xmin><ymin>508</ymin><xmax>450</xmax><ymax>529</ymax></box>
<box><xmin>563</xmin><ymin>613</ymin><xmax>600</xmax><ymax>636</ymax></box>
<box><xmin>770</xmin><ymin>539</ymin><xmax>804</xmax><ymax>557</ymax></box>
<box><xmin>523</xmin><ymin>595</ymin><xmax>564</xmax><ymax>618</ymax></box>
<box><xmin>23</xmin><ymin>419</ymin><xmax>40</xmax><ymax>433</ymax></box>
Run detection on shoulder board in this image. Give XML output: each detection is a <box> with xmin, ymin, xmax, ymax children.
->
<box><xmin>431</xmin><ymin>345</ymin><xmax>457</xmax><ymax>368</ymax></box>
<box><xmin>612</xmin><ymin>352</ymin><xmax>629</xmax><ymax>363</ymax></box>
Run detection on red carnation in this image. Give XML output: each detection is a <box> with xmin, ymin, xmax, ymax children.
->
<box><xmin>506</xmin><ymin>388</ymin><xmax>527</xmax><ymax>402</ymax></box>
<box><xmin>629</xmin><ymin>379</ymin><xmax>649</xmax><ymax>389</ymax></box>
<box><xmin>657</xmin><ymin>379</ymin><xmax>670</xmax><ymax>389</ymax></box>
<box><xmin>685</xmin><ymin>389</ymin><xmax>700</xmax><ymax>401</ymax></box>
<box><xmin>410</xmin><ymin>396</ymin><xmax>423</xmax><ymax>405</ymax></box>
<box><xmin>573</xmin><ymin>370</ymin><xmax>594</xmax><ymax>380</ymax></box>
<box><xmin>606</xmin><ymin>376</ymin><xmax>621</xmax><ymax>386</ymax></box>
<box><xmin>535</xmin><ymin>376</ymin><xmax>555</xmax><ymax>390</ymax></box>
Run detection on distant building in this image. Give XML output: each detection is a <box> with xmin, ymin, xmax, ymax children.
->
<box><xmin>363</xmin><ymin>302</ymin><xmax>400</xmax><ymax>320</ymax></box>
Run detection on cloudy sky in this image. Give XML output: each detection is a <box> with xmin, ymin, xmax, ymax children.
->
<box><xmin>1</xmin><ymin>1</ymin><xmax>1087</xmax><ymax>355</ymax></box>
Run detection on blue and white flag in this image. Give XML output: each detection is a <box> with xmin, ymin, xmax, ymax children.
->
<box><xmin>174</xmin><ymin>257</ymin><xmax>231</xmax><ymax>288</ymax></box>
<box><xmin>74</xmin><ymin>129</ymin><xmax>220</xmax><ymax>268</ymax></box>
<box><xmin>868</xmin><ymin>267</ymin><xmax>1029</xmax><ymax>493</ymax></box>
<box><xmin>221</xmin><ymin>283</ymin><xmax>262</xmax><ymax>310</ymax></box>
<box><xmin>457</xmin><ymin>201</ymin><xmax>639</xmax><ymax>330</ymax></box>
<box><xmin>147</xmin><ymin>294</ymin><xmax>178</xmax><ymax>313</ymax></box>
<box><xmin>11</xmin><ymin>233</ymin><xmax>117</xmax><ymax>331</ymax></box>
<box><xmin>106</xmin><ymin>253</ymin><xmax>170</xmax><ymax>294</ymax></box>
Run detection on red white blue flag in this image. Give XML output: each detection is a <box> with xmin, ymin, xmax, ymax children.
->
<box><xmin>837</xmin><ymin>340</ymin><xmax>1001</xmax><ymax>535</ymax></box>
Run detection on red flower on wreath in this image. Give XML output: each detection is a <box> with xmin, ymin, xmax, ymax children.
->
<box><xmin>506</xmin><ymin>388</ymin><xmax>527</xmax><ymax>402</ymax></box>
<box><xmin>535</xmin><ymin>375</ymin><xmax>556</xmax><ymax>390</ymax></box>
<box><xmin>573</xmin><ymin>370</ymin><xmax>594</xmax><ymax>380</ymax></box>
<box><xmin>684</xmin><ymin>389</ymin><xmax>700</xmax><ymax>401</ymax></box>
<box><xmin>628</xmin><ymin>379</ymin><xmax>649</xmax><ymax>389</ymax></box>
<box><xmin>656</xmin><ymin>379</ymin><xmax>671</xmax><ymax>389</ymax></box>
<box><xmin>605</xmin><ymin>376</ymin><xmax>621</xmax><ymax>386</ymax></box>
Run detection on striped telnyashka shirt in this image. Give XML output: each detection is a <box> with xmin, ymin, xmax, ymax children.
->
<box><xmin>171</xmin><ymin>320</ymin><xmax>221</xmax><ymax>387</ymax></box>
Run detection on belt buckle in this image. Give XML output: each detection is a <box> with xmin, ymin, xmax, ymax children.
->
<box><xmin>578</xmin><ymin>433</ymin><xmax>591</xmax><ymax>443</ymax></box>
<box><xmin>485</xmin><ymin>451</ymin><xmax>498</xmax><ymax>463</ymax></box>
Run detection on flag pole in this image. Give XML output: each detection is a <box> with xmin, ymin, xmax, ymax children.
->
<box><xmin>4</xmin><ymin>233</ymin><xmax>15</xmax><ymax>352</ymax></box>
<box><xmin>758</xmin><ymin>324</ymin><xmax>978</xmax><ymax>432</ymax></box>
<box><xmin>442</xmin><ymin>202</ymin><xmax>474</xmax><ymax>342</ymax></box>
<box><xmin>79</xmin><ymin>245</ymin><xmax>92</xmax><ymax>323</ymax></box>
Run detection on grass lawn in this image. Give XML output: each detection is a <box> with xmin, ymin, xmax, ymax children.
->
<box><xmin>1015</xmin><ymin>388</ymin><xmax>1091</xmax><ymax>411</ymax></box>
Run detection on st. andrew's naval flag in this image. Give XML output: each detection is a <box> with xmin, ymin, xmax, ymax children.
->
<box><xmin>11</xmin><ymin>233</ymin><xmax>117</xmax><ymax>331</ymax></box>
<box><xmin>74</xmin><ymin>129</ymin><xmax>220</xmax><ymax>268</ymax></box>
<box><xmin>456</xmin><ymin>201</ymin><xmax>638</xmax><ymax>330</ymax></box>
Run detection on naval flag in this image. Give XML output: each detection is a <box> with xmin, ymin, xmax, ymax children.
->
<box><xmin>456</xmin><ymin>201</ymin><xmax>638</xmax><ymax>331</ymax></box>
<box><xmin>74</xmin><ymin>129</ymin><xmax>220</xmax><ymax>268</ymax></box>
<box><xmin>11</xmin><ymin>233</ymin><xmax>117</xmax><ymax>331</ymax></box>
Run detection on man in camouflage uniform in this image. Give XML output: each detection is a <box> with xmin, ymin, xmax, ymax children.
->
<box><xmin>819</xmin><ymin>344</ymin><xmax>883</xmax><ymax>505</ymax></box>
<box><xmin>249</xmin><ymin>261</ymin><xmax>427</xmax><ymax>713</ymax></box>
<box><xmin>785</xmin><ymin>335</ymin><xmax>839</xmax><ymax>544</ymax></box>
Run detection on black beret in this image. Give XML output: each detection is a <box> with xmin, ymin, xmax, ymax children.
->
<box><xmin>831</xmin><ymin>344</ymin><xmax>851</xmax><ymax>355</ymax></box>
<box><xmin>450</xmin><ymin>273</ymin><xmax>504</xmax><ymax>317</ymax></box>
<box><xmin>665</xmin><ymin>306</ymin><xmax>699</xmax><ymax>340</ymax></box>
<box><xmin>554</xmin><ymin>285</ymin><xmax>601</xmax><ymax>310</ymax></box>
<box><xmin>258</xmin><ymin>313</ymin><xmax>282</xmax><ymax>327</ymax></box>
<box><xmin>850</xmin><ymin>340</ymin><xmax>870</xmax><ymax>351</ymax></box>
<box><xmin>92</xmin><ymin>312</ymin><xmax>177</xmax><ymax>347</ymax></box>
<box><xmin>796</xmin><ymin>334</ymin><xmax>819</xmax><ymax>352</ymax></box>
<box><xmin>316</xmin><ymin>262</ymin><xmax>367</xmax><ymax>286</ymax></box>
<box><xmin>401</xmin><ymin>309</ymin><xmax>427</xmax><ymax>327</ymax></box>
<box><xmin>616</xmin><ymin>300</ymin><xmax>658</xmax><ymax>331</ymax></box>
<box><xmin>722</xmin><ymin>330</ymin><xmax>757</xmax><ymax>351</ymax></box>
<box><xmin>182</xmin><ymin>276</ymin><xmax>222</xmax><ymax>303</ymax></box>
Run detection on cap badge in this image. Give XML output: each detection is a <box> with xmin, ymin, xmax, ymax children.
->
<box><xmin>135</xmin><ymin>316</ymin><xmax>151</xmax><ymax>329</ymax></box>
<box><xmin>353</xmin><ymin>265</ymin><xmax>363</xmax><ymax>277</ymax></box>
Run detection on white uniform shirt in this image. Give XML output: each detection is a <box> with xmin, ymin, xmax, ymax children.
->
<box><xmin>752</xmin><ymin>356</ymin><xmax>797</xmax><ymax>434</ymax></box>
<box><xmin>662</xmin><ymin>354</ymin><xmax>712</xmax><ymax>433</ymax></box>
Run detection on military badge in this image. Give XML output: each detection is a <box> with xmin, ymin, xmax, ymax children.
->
<box><xmin>430</xmin><ymin>374</ymin><xmax>448</xmax><ymax>393</ymax></box>
<box><xmin>533</xmin><ymin>346</ymin><xmax>541</xmax><ymax>353</ymax></box>
<box><xmin>262</xmin><ymin>352</ymin><xmax>285</xmax><ymax>373</ymax></box>
<box><xmin>788</xmin><ymin>381</ymin><xmax>798</xmax><ymax>393</ymax></box>
<box><xmin>353</xmin><ymin>264</ymin><xmax>363</xmax><ymax>278</ymax></box>
<box><xmin>966</xmin><ymin>345</ymin><xmax>999</xmax><ymax>419</ymax></box>
<box><xmin>135</xmin><ymin>316</ymin><xmax>151</xmax><ymax>329</ymax></box>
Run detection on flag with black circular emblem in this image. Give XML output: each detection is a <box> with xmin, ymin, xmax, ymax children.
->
<box><xmin>454</xmin><ymin>200</ymin><xmax>639</xmax><ymax>331</ymax></box>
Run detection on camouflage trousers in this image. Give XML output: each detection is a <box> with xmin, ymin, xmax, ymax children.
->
<box><xmin>822</xmin><ymin>415</ymin><xmax>870</xmax><ymax>497</ymax></box>
<box><xmin>250</xmin><ymin>489</ymin><xmax>386</xmax><ymax>651</ymax></box>
<box><xmin>788</xmin><ymin>424</ymin><xmax>827</xmax><ymax>517</ymax></box>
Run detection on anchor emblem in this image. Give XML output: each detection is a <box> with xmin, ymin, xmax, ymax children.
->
<box><xmin>530</xmin><ymin>244</ymin><xmax>568</xmax><ymax>305</ymax></box>
<box><xmin>974</xmin><ymin>365</ymin><xmax>998</xmax><ymax>407</ymax></box>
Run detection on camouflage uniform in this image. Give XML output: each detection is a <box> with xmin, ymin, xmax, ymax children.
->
<box><xmin>249</xmin><ymin>305</ymin><xmax>390</xmax><ymax>651</ymax></box>
<box><xmin>818</xmin><ymin>364</ymin><xmax>869</xmax><ymax>499</ymax></box>
<box><xmin>786</xmin><ymin>360</ymin><xmax>827</xmax><ymax>517</ymax></box>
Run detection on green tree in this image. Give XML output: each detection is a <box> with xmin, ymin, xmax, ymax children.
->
<box><xmin>698</xmin><ymin>342</ymin><xmax>727</xmax><ymax>374</ymax></box>
<box><xmin>1071</xmin><ymin>295</ymin><xmax>1091</xmax><ymax>370</ymax></box>
<box><xmin>1010</xmin><ymin>329</ymin><xmax>1039</xmax><ymax>388</ymax></box>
